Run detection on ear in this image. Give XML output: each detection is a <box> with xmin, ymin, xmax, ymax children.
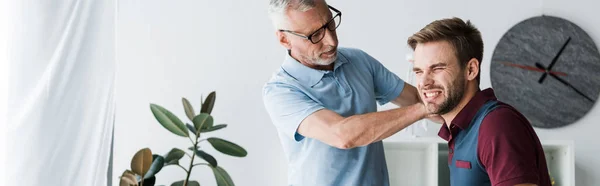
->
<box><xmin>466</xmin><ymin>58</ymin><xmax>479</xmax><ymax>81</ymax></box>
<box><xmin>276</xmin><ymin>31</ymin><xmax>292</xmax><ymax>50</ymax></box>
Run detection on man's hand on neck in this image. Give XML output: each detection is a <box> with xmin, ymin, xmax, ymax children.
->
<box><xmin>426</xmin><ymin>114</ymin><xmax>444</xmax><ymax>124</ymax></box>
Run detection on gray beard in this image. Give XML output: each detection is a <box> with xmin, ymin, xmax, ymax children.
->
<box><xmin>313</xmin><ymin>56</ymin><xmax>336</xmax><ymax>66</ymax></box>
<box><xmin>309</xmin><ymin>47</ymin><xmax>337</xmax><ymax>66</ymax></box>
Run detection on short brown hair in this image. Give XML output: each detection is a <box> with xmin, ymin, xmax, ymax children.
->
<box><xmin>407</xmin><ymin>17</ymin><xmax>483</xmax><ymax>84</ymax></box>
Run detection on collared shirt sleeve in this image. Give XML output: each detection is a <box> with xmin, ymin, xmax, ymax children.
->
<box><xmin>477</xmin><ymin>107</ymin><xmax>541</xmax><ymax>186</ymax></box>
<box><xmin>359</xmin><ymin>50</ymin><xmax>405</xmax><ymax>105</ymax></box>
<box><xmin>263</xmin><ymin>82</ymin><xmax>324</xmax><ymax>142</ymax></box>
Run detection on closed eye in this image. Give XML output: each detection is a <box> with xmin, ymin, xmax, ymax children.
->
<box><xmin>430</xmin><ymin>63</ymin><xmax>447</xmax><ymax>72</ymax></box>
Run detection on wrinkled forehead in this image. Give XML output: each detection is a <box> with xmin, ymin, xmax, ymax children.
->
<box><xmin>413</xmin><ymin>41</ymin><xmax>458</xmax><ymax>69</ymax></box>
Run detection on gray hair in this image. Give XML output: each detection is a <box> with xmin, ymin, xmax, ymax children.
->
<box><xmin>268</xmin><ymin>0</ymin><xmax>320</xmax><ymax>29</ymax></box>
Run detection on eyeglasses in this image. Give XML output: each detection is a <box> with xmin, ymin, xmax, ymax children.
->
<box><xmin>279</xmin><ymin>5</ymin><xmax>342</xmax><ymax>44</ymax></box>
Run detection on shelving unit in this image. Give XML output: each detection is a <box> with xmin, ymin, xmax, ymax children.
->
<box><xmin>383</xmin><ymin>138</ymin><xmax>574</xmax><ymax>186</ymax></box>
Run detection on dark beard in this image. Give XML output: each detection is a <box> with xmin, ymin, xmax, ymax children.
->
<box><xmin>434</xmin><ymin>74</ymin><xmax>466</xmax><ymax>115</ymax></box>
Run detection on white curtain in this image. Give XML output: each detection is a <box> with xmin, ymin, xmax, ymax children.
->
<box><xmin>7</xmin><ymin>0</ymin><xmax>116</xmax><ymax>185</ymax></box>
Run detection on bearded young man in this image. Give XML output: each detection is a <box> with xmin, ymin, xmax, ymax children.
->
<box><xmin>409</xmin><ymin>17</ymin><xmax>552</xmax><ymax>186</ymax></box>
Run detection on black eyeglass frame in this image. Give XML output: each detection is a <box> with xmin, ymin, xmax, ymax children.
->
<box><xmin>278</xmin><ymin>5</ymin><xmax>342</xmax><ymax>44</ymax></box>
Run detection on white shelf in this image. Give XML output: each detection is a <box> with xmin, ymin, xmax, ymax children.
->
<box><xmin>383</xmin><ymin>138</ymin><xmax>574</xmax><ymax>186</ymax></box>
<box><xmin>383</xmin><ymin>142</ymin><xmax>438</xmax><ymax>186</ymax></box>
<box><xmin>542</xmin><ymin>140</ymin><xmax>576</xmax><ymax>186</ymax></box>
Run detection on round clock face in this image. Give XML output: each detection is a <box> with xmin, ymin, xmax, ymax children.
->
<box><xmin>490</xmin><ymin>16</ymin><xmax>600</xmax><ymax>128</ymax></box>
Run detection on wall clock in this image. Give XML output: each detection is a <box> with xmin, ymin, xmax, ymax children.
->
<box><xmin>490</xmin><ymin>15</ymin><xmax>600</xmax><ymax>128</ymax></box>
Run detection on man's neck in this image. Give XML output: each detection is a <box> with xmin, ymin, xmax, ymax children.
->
<box><xmin>441</xmin><ymin>85</ymin><xmax>479</xmax><ymax>128</ymax></box>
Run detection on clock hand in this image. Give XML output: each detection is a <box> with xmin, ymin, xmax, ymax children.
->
<box><xmin>539</xmin><ymin>37</ymin><xmax>571</xmax><ymax>83</ymax></box>
<box><xmin>534</xmin><ymin>63</ymin><xmax>546</xmax><ymax>70</ymax></box>
<box><xmin>535</xmin><ymin>62</ymin><xmax>594</xmax><ymax>102</ymax></box>
<box><xmin>550</xmin><ymin>73</ymin><xmax>595</xmax><ymax>103</ymax></box>
<box><xmin>501</xmin><ymin>62</ymin><xmax>568</xmax><ymax>76</ymax></box>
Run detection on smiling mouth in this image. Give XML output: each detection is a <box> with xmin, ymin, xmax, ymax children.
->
<box><xmin>423</xmin><ymin>90</ymin><xmax>442</xmax><ymax>101</ymax></box>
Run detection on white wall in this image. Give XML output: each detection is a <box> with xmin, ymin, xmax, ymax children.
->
<box><xmin>1</xmin><ymin>0</ymin><xmax>9</xmax><ymax>185</ymax></box>
<box><xmin>115</xmin><ymin>1</ymin><xmax>287</xmax><ymax>185</ymax></box>
<box><xmin>115</xmin><ymin>0</ymin><xmax>600</xmax><ymax>185</ymax></box>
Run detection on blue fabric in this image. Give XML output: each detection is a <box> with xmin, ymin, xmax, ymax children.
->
<box><xmin>263</xmin><ymin>47</ymin><xmax>405</xmax><ymax>185</ymax></box>
<box><xmin>449</xmin><ymin>100</ymin><xmax>499</xmax><ymax>186</ymax></box>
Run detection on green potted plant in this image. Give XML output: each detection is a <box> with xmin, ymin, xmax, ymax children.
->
<box><xmin>120</xmin><ymin>91</ymin><xmax>247</xmax><ymax>186</ymax></box>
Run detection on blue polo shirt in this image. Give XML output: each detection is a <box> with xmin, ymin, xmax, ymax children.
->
<box><xmin>262</xmin><ymin>47</ymin><xmax>405</xmax><ymax>185</ymax></box>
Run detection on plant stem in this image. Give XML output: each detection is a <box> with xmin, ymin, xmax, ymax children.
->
<box><xmin>197</xmin><ymin>138</ymin><xmax>206</xmax><ymax>143</ymax></box>
<box><xmin>184</xmin><ymin>135</ymin><xmax>200</xmax><ymax>186</ymax></box>
<box><xmin>175</xmin><ymin>164</ymin><xmax>189</xmax><ymax>173</ymax></box>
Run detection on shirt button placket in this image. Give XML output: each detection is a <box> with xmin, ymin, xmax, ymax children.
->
<box><xmin>333</xmin><ymin>70</ymin><xmax>351</xmax><ymax>95</ymax></box>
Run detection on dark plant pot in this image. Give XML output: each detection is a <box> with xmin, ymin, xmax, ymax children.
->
<box><xmin>138</xmin><ymin>176</ymin><xmax>156</xmax><ymax>186</ymax></box>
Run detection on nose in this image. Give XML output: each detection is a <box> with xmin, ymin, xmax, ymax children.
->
<box><xmin>419</xmin><ymin>72</ymin><xmax>434</xmax><ymax>89</ymax></box>
<box><xmin>321</xmin><ymin>28</ymin><xmax>338</xmax><ymax>47</ymax></box>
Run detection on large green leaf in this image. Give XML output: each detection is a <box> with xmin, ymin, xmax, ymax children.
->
<box><xmin>207</xmin><ymin>138</ymin><xmax>247</xmax><ymax>157</ymax></box>
<box><xmin>211</xmin><ymin>166</ymin><xmax>234</xmax><ymax>186</ymax></box>
<box><xmin>201</xmin><ymin>91</ymin><xmax>216</xmax><ymax>114</ymax></box>
<box><xmin>131</xmin><ymin>148</ymin><xmax>153</xmax><ymax>176</ymax></box>
<box><xmin>201</xmin><ymin>124</ymin><xmax>227</xmax><ymax>133</ymax></box>
<box><xmin>170</xmin><ymin>180</ymin><xmax>200</xmax><ymax>186</ymax></box>
<box><xmin>186</xmin><ymin>123</ymin><xmax>197</xmax><ymax>135</ymax></box>
<box><xmin>182</xmin><ymin>97</ymin><xmax>195</xmax><ymax>121</ymax></box>
<box><xmin>191</xmin><ymin>147</ymin><xmax>218</xmax><ymax>167</ymax></box>
<box><xmin>119</xmin><ymin>170</ymin><xmax>137</xmax><ymax>186</ymax></box>
<box><xmin>193</xmin><ymin>113</ymin><xmax>213</xmax><ymax>133</ymax></box>
<box><xmin>144</xmin><ymin>155</ymin><xmax>164</xmax><ymax>179</ymax></box>
<box><xmin>164</xmin><ymin>148</ymin><xmax>185</xmax><ymax>164</ymax></box>
<box><xmin>150</xmin><ymin>104</ymin><xmax>189</xmax><ymax>137</ymax></box>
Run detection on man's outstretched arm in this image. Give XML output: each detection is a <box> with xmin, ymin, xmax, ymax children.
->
<box><xmin>298</xmin><ymin>83</ymin><xmax>427</xmax><ymax>149</ymax></box>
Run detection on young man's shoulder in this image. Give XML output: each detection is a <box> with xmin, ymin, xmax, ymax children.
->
<box><xmin>479</xmin><ymin>101</ymin><xmax>535</xmax><ymax>137</ymax></box>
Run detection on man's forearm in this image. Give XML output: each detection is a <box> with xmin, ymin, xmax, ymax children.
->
<box><xmin>335</xmin><ymin>103</ymin><xmax>427</xmax><ymax>149</ymax></box>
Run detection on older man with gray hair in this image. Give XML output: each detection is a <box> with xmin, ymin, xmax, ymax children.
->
<box><xmin>262</xmin><ymin>0</ymin><xmax>437</xmax><ymax>185</ymax></box>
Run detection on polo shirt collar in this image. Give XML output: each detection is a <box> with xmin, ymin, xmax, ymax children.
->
<box><xmin>438</xmin><ymin>88</ymin><xmax>498</xmax><ymax>140</ymax></box>
<box><xmin>281</xmin><ymin>49</ymin><xmax>348</xmax><ymax>87</ymax></box>
<box><xmin>451</xmin><ymin>88</ymin><xmax>498</xmax><ymax>129</ymax></box>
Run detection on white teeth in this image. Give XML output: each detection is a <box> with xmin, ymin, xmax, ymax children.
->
<box><xmin>425</xmin><ymin>92</ymin><xmax>440</xmax><ymax>98</ymax></box>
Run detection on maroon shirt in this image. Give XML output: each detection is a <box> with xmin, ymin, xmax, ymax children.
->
<box><xmin>438</xmin><ymin>88</ymin><xmax>551</xmax><ymax>186</ymax></box>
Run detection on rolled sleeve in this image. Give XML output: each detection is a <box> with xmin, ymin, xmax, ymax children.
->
<box><xmin>263</xmin><ymin>82</ymin><xmax>324</xmax><ymax>142</ymax></box>
<box><xmin>375</xmin><ymin>77</ymin><xmax>404</xmax><ymax>106</ymax></box>
<box><xmin>495</xmin><ymin>175</ymin><xmax>539</xmax><ymax>186</ymax></box>
<box><xmin>361</xmin><ymin>50</ymin><xmax>405</xmax><ymax>105</ymax></box>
